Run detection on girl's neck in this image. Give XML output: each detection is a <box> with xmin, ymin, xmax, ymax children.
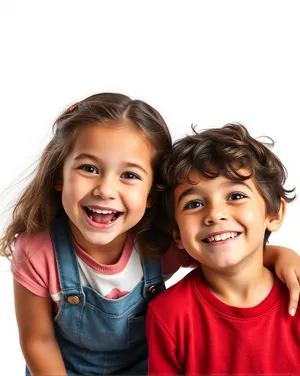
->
<box><xmin>70</xmin><ymin>223</ymin><xmax>129</xmax><ymax>265</ymax></box>
<box><xmin>201</xmin><ymin>254</ymin><xmax>275</xmax><ymax>308</ymax></box>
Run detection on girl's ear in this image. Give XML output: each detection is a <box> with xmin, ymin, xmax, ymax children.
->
<box><xmin>146</xmin><ymin>196</ymin><xmax>152</xmax><ymax>208</ymax></box>
<box><xmin>55</xmin><ymin>180</ymin><xmax>63</xmax><ymax>192</ymax></box>
<box><xmin>172</xmin><ymin>230</ymin><xmax>184</xmax><ymax>249</ymax></box>
<box><xmin>266</xmin><ymin>198</ymin><xmax>286</xmax><ymax>233</ymax></box>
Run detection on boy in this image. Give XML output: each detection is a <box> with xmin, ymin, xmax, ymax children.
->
<box><xmin>146</xmin><ymin>123</ymin><xmax>298</xmax><ymax>375</ymax></box>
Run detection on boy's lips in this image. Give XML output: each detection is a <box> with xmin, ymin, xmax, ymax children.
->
<box><xmin>201</xmin><ymin>230</ymin><xmax>242</xmax><ymax>243</ymax></box>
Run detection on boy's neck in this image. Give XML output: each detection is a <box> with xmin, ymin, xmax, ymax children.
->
<box><xmin>201</xmin><ymin>256</ymin><xmax>275</xmax><ymax>308</ymax></box>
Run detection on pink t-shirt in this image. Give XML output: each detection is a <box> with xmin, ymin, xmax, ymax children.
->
<box><xmin>11</xmin><ymin>230</ymin><xmax>194</xmax><ymax>307</ymax></box>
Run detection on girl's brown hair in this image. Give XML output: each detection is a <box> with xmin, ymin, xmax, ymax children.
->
<box><xmin>0</xmin><ymin>93</ymin><xmax>172</xmax><ymax>258</ymax></box>
<box><xmin>161</xmin><ymin>123</ymin><xmax>295</xmax><ymax>245</ymax></box>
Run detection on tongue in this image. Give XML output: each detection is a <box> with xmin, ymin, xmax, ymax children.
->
<box><xmin>91</xmin><ymin>212</ymin><xmax>115</xmax><ymax>224</ymax></box>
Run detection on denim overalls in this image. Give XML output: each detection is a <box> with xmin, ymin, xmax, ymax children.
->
<box><xmin>26</xmin><ymin>215</ymin><xmax>165</xmax><ymax>375</ymax></box>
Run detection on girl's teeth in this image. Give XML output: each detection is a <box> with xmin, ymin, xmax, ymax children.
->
<box><xmin>87</xmin><ymin>207</ymin><xmax>115</xmax><ymax>214</ymax></box>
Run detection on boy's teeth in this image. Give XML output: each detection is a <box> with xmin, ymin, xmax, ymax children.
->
<box><xmin>207</xmin><ymin>232</ymin><xmax>238</xmax><ymax>243</ymax></box>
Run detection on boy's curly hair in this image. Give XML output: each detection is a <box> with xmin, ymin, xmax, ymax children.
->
<box><xmin>160</xmin><ymin>123</ymin><xmax>296</xmax><ymax>245</ymax></box>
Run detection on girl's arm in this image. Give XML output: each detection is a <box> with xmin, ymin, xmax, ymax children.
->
<box><xmin>264</xmin><ymin>245</ymin><xmax>300</xmax><ymax>316</ymax></box>
<box><xmin>14</xmin><ymin>280</ymin><xmax>67</xmax><ymax>376</ymax></box>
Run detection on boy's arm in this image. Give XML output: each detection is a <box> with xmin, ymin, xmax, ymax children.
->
<box><xmin>264</xmin><ymin>245</ymin><xmax>300</xmax><ymax>316</ymax></box>
<box><xmin>146</xmin><ymin>305</ymin><xmax>183</xmax><ymax>376</ymax></box>
<box><xmin>14</xmin><ymin>280</ymin><xmax>67</xmax><ymax>376</ymax></box>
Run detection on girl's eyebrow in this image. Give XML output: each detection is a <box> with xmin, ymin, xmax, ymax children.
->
<box><xmin>73</xmin><ymin>154</ymin><xmax>148</xmax><ymax>175</ymax></box>
<box><xmin>124</xmin><ymin>162</ymin><xmax>148</xmax><ymax>175</ymax></box>
<box><xmin>74</xmin><ymin>153</ymin><xmax>99</xmax><ymax>163</ymax></box>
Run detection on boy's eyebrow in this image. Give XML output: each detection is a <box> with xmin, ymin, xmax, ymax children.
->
<box><xmin>74</xmin><ymin>153</ymin><xmax>148</xmax><ymax>175</ymax></box>
<box><xmin>224</xmin><ymin>180</ymin><xmax>253</xmax><ymax>192</ymax></box>
<box><xmin>176</xmin><ymin>180</ymin><xmax>253</xmax><ymax>205</ymax></box>
<box><xmin>177</xmin><ymin>188</ymin><xmax>197</xmax><ymax>206</ymax></box>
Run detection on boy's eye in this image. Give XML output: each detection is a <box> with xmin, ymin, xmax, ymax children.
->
<box><xmin>121</xmin><ymin>172</ymin><xmax>140</xmax><ymax>180</ymax></box>
<box><xmin>228</xmin><ymin>192</ymin><xmax>247</xmax><ymax>201</ymax></box>
<box><xmin>79</xmin><ymin>165</ymin><xmax>98</xmax><ymax>174</ymax></box>
<box><xmin>184</xmin><ymin>200</ymin><xmax>203</xmax><ymax>210</ymax></box>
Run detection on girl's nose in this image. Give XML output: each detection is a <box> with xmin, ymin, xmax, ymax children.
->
<box><xmin>93</xmin><ymin>176</ymin><xmax>116</xmax><ymax>200</ymax></box>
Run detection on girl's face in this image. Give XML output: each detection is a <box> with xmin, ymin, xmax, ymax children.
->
<box><xmin>57</xmin><ymin>122</ymin><xmax>153</xmax><ymax>257</ymax></box>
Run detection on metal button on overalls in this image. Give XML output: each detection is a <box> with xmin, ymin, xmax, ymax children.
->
<box><xmin>67</xmin><ymin>295</ymin><xmax>80</xmax><ymax>305</ymax></box>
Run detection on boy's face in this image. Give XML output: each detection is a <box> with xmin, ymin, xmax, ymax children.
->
<box><xmin>173</xmin><ymin>170</ymin><xmax>284</xmax><ymax>271</ymax></box>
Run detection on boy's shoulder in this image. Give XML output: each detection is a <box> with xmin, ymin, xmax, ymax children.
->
<box><xmin>149</xmin><ymin>267</ymin><xmax>201</xmax><ymax>316</ymax></box>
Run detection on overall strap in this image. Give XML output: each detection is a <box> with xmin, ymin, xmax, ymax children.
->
<box><xmin>142</xmin><ymin>256</ymin><xmax>165</xmax><ymax>302</ymax></box>
<box><xmin>141</xmin><ymin>230</ymin><xmax>165</xmax><ymax>301</ymax></box>
<box><xmin>50</xmin><ymin>215</ymin><xmax>82</xmax><ymax>296</ymax></box>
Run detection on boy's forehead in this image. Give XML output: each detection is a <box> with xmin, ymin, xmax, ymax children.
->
<box><xmin>174</xmin><ymin>169</ymin><xmax>258</xmax><ymax>200</ymax></box>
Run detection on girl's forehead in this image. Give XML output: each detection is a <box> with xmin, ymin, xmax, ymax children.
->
<box><xmin>69</xmin><ymin>123</ymin><xmax>153</xmax><ymax>167</ymax></box>
<box><xmin>74</xmin><ymin>122</ymin><xmax>147</xmax><ymax>145</ymax></box>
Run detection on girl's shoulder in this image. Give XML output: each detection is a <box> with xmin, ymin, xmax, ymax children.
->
<box><xmin>12</xmin><ymin>230</ymin><xmax>59</xmax><ymax>298</ymax></box>
<box><xmin>13</xmin><ymin>229</ymin><xmax>54</xmax><ymax>261</ymax></box>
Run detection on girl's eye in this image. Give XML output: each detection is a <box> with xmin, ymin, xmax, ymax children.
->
<box><xmin>228</xmin><ymin>192</ymin><xmax>247</xmax><ymax>201</ymax></box>
<box><xmin>79</xmin><ymin>165</ymin><xmax>98</xmax><ymax>174</ymax></box>
<box><xmin>184</xmin><ymin>201</ymin><xmax>203</xmax><ymax>210</ymax></box>
<box><xmin>121</xmin><ymin>172</ymin><xmax>140</xmax><ymax>180</ymax></box>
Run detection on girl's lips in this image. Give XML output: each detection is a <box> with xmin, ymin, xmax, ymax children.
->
<box><xmin>82</xmin><ymin>207</ymin><xmax>122</xmax><ymax>229</ymax></box>
<box><xmin>86</xmin><ymin>205</ymin><xmax>122</xmax><ymax>212</ymax></box>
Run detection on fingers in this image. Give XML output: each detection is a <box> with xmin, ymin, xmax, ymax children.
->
<box><xmin>286</xmin><ymin>271</ymin><xmax>300</xmax><ymax>316</ymax></box>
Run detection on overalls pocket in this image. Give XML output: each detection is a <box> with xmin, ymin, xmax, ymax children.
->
<box><xmin>128</xmin><ymin>312</ymin><xmax>146</xmax><ymax>346</ymax></box>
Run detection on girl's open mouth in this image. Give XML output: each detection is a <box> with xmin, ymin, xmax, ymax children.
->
<box><xmin>84</xmin><ymin>207</ymin><xmax>122</xmax><ymax>225</ymax></box>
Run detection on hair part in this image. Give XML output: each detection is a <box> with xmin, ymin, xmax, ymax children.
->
<box><xmin>0</xmin><ymin>93</ymin><xmax>172</xmax><ymax>258</ymax></box>
<box><xmin>161</xmin><ymin>123</ymin><xmax>296</xmax><ymax>246</ymax></box>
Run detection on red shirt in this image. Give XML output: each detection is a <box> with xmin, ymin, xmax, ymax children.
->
<box><xmin>146</xmin><ymin>267</ymin><xmax>300</xmax><ymax>376</ymax></box>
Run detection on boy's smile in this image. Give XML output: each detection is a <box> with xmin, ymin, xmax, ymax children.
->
<box><xmin>173</xmin><ymin>170</ymin><xmax>283</xmax><ymax>272</ymax></box>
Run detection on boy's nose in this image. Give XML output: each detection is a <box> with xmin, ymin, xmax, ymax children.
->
<box><xmin>204</xmin><ymin>204</ymin><xmax>228</xmax><ymax>225</ymax></box>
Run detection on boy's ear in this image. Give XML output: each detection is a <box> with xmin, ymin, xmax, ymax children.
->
<box><xmin>172</xmin><ymin>230</ymin><xmax>184</xmax><ymax>249</ymax></box>
<box><xmin>266</xmin><ymin>198</ymin><xmax>286</xmax><ymax>233</ymax></box>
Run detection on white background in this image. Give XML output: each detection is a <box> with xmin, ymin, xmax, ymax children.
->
<box><xmin>0</xmin><ymin>1</ymin><xmax>299</xmax><ymax>374</ymax></box>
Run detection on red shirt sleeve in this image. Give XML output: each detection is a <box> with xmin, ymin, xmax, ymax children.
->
<box><xmin>146</xmin><ymin>304</ymin><xmax>184</xmax><ymax>376</ymax></box>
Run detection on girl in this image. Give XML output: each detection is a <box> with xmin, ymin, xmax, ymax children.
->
<box><xmin>0</xmin><ymin>93</ymin><xmax>299</xmax><ymax>376</ymax></box>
